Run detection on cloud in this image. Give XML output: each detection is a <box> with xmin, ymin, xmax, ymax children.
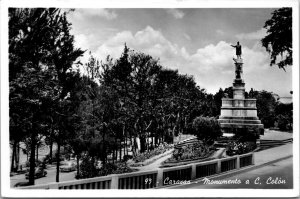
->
<box><xmin>94</xmin><ymin>26</ymin><xmax>182</xmax><ymax>62</ymax></box>
<box><xmin>236</xmin><ymin>28</ymin><xmax>267</xmax><ymax>40</ymax></box>
<box><xmin>216</xmin><ymin>29</ymin><xmax>225</xmax><ymax>35</ymax></box>
<box><xmin>183</xmin><ymin>33</ymin><xmax>191</xmax><ymax>41</ymax></box>
<box><xmin>71</xmin><ymin>9</ymin><xmax>117</xmax><ymax>20</ymax></box>
<box><xmin>166</xmin><ymin>9</ymin><xmax>185</xmax><ymax>19</ymax></box>
<box><xmin>74</xmin><ymin>26</ymin><xmax>290</xmax><ymax>96</ymax></box>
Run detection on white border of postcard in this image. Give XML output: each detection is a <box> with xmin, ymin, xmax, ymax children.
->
<box><xmin>1</xmin><ymin>0</ymin><xmax>299</xmax><ymax>197</ymax></box>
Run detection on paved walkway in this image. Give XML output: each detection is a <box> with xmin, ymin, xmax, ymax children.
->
<box><xmin>137</xmin><ymin>152</ymin><xmax>173</xmax><ymax>171</ymax></box>
<box><xmin>255</xmin><ymin>143</ymin><xmax>293</xmax><ymax>165</ymax></box>
<box><xmin>260</xmin><ymin>129</ymin><xmax>293</xmax><ymax>140</ymax></box>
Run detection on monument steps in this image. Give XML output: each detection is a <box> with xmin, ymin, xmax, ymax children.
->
<box><xmin>258</xmin><ymin>138</ymin><xmax>293</xmax><ymax>150</ymax></box>
<box><xmin>218</xmin><ymin>119</ymin><xmax>262</xmax><ymax>124</ymax></box>
<box><xmin>220</xmin><ymin>123</ymin><xmax>263</xmax><ymax>127</ymax></box>
<box><xmin>219</xmin><ymin>116</ymin><xmax>259</xmax><ymax>120</ymax></box>
<box><xmin>221</xmin><ymin>107</ymin><xmax>257</xmax><ymax>110</ymax></box>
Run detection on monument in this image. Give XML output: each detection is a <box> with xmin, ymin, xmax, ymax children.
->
<box><xmin>218</xmin><ymin>42</ymin><xmax>264</xmax><ymax>136</ymax></box>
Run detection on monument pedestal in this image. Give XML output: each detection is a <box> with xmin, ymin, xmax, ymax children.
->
<box><xmin>218</xmin><ymin>58</ymin><xmax>264</xmax><ymax>135</ymax></box>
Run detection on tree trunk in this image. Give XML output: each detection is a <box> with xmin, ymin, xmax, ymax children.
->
<box><xmin>123</xmin><ymin>126</ymin><xmax>126</xmax><ymax>158</ymax></box>
<box><xmin>119</xmin><ymin>139</ymin><xmax>122</xmax><ymax>162</ymax></box>
<box><xmin>114</xmin><ymin>137</ymin><xmax>117</xmax><ymax>163</ymax></box>
<box><xmin>76</xmin><ymin>154</ymin><xmax>80</xmax><ymax>177</ymax></box>
<box><xmin>49</xmin><ymin>124</ymin><xmax>54</xmax><ymax>164</ymax></box>
<box><xmin>140</xmin><ymin>136</ymin><xmax>146</xmax><ymax>153</ymax></box>
<box><xmin>29</xmin><ymin>132</ymin><xmax>37</xmax><ymax>185</ymax></box>
<box><xmin>56</xmin><ymin>139</ymin><xmax>60</xmax><ymax>182</ymax></box>
<box><xmin>172</xmin><ymin>125</ymin><xmax>176</xmax><ymax>144</ymax></box>
<box><xmin>125</xmin><ymin>133</ymin><xmax>127</xmax><ymax>156</ymax></box>
<box><xmin>11</xmin><ymin>141</ymin><xmax>16</xmax><ymax>172</ymax></box>
<box><xmin>15</xmin><ymin>142</ymin><xmax>19</xmax><ymax>171</ymax></box>
<box><xmin>133</xmin><ymin>137</ymin><xmax>138</xmax><ymax>156</ymax></box>
<box><xmin>49</xmin><ymin>139</ymin><xmax>53</xmax><ymax>164</ymax></box>
<box><xmin>112</xmin><ymin>149</ymin><xmax>114</xmax><ymax>164</ymax></box>
<box><xmin>152</xmin><ymin>136</ymin><xmax>154</xmax><ymax>149</ymax></box>
<box><xmin>36</xmin><ymin>144</ymin><xmax>39</xmax><ymax>161</ymax></box>
<box><xmin>102</xmin><ymin>125</ymin><xmax>107</xmax><ymax>163</ymax></box>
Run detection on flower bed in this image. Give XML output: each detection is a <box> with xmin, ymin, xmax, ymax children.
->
<box><xmin>129</xmin><ymin>149</ymin><xmax>174</xmax><ymax>167</ymax></box>
<box><xmin>226</xmin><ymin>141</ymin><xmax>256</xmax><ymax>156</ymax></box>
<box><xmin>161</xmin><ymin>151</ymin><xmax>215</xmax><ymax>168</ymax></box>
<box><xmin>132</xmin><ymin>143</ymin><xmax>173</xmax><ymax>163</ymax></box>
<box><xmin>161</xmin><ymin>142</ymin><xmax>216</xmax><ymax>167</ymax></box>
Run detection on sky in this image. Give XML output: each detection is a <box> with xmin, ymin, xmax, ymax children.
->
<box><xmin>66</xmin><ymin>8</ymin><xmax>293</xmax><ymax>97</ymax></box>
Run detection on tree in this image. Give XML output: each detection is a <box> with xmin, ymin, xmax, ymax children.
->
<box><xmin>9</xmin><ymin>8</ymin><xmax>83</xmax><ymax>185</ymax></box>
<box><xmin>275</xmin><ymin>102</ymin><xmax>293</xmax><ymax>131</ymax></box>
<box><xmin>192</xmin><ymin>116</ymin><xmax>222</xmax><ymax>145</ymax></box>
<box><xmin>261</xmin><ymin>7</ymin><xmax>292</xmax><ymax>70</ymax></box>
<box><xmin>250</xmin><ymin>89</ymin><xmax>278</xmax><ymax>128</ymax></box>
<box><xmin>47</xmin><ymin>11</ymin><xmax>84</xmax><ymax>182</ymax></box>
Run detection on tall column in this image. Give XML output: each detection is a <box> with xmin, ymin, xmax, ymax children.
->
<box><xmin>233</xmin><ymin>58</ymin><xmax>245</xmax><ymax>100</ymax></box>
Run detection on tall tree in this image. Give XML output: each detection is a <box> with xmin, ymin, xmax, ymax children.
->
<box><xmin>9</xmin><ymin>8</ymin><xmax>83</xmax><ymax>185</ymax></box>
<box><xmin>47</xmin><ymin>11</ymin><xmax>84</xmax><ymax>182</ymax></box>
<box><xmin>261</xmin><ymin>7</ymin><xmax>292</xmax><ymax>70</ymax></box>
<box><xmin>250</xmin><ymin>89</ymin><xmax>278</xmax><ymax>128</ymax></box>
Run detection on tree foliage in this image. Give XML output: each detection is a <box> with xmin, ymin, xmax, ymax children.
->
<box><xmin>9</xmin><ymin>8</ymin><xmax>83</xmax><ymax>184</ymax></box>
<box><xmin>192</xmin><ymin>116</ymin><xmax>222</xmax><ymax>144</ymax></box>
<box><xmin>261</xmin><ymin>7</ymin><xmax>292</xmax><ymax>70</ymax></box>
<box><xmin>275</xmin><ymin>102</ymin><xmax>293</xmax><ymax>131</ymax></box>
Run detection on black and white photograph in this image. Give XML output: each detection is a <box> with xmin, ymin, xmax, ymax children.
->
<box><xmin>1</xmin><ymin>0</ymin><xmax>299</xmax><ymax>198</ymax></box>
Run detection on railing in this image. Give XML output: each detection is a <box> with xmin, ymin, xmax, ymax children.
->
<box><xmin>162</xmin><ymin>164</ymin><xmax>192</xmax><ymax>185</ymax></box>
<box><xmin>239</xmin><ymin>153</ymin><xmax>253</xmax><ymax>168</ymax></box>
<box><xmin>19</xmin><ymin>152</ymin><xmax>254</xmax><ymax>189</ymax></box>
<box><xmin>196</xmin><ymin>160</ymin><xmax>218</xmax><ymax>178</ymax></box>
<box><xmin>221</xmin><ymin>157</ymin><xmax>237</xmax><ymax>172</ymax></box>
<box><xmin>118</xmin><ymin>170</ymin><xmax>158</xmax><ymax>189</ymax></box>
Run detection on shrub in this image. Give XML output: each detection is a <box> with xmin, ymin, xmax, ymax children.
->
<box><xmin>112</xmin><ymin>162</ymin><xmax>135</xmax><ymax>174</ymax></box>
<box><xmin>276</xmin><ymin>114</ymin><xmax>293</xmax><ymax>131</ymax></box>
<box><xmin>234</xmin><ymin>128</ymin><xmax>260</xmax><ymax>142</ymax></box>
<box><xmin>97</xmin><ymin>162</ymin><xmax>136</xmax><ymax>177</ymax></box>
<box><xmin>76</xmin><ymin>156</ymin><xmax>137</xmax><ymax>179</ymax></box>
<box><xmin>76</xmin><ymin>156</ymin><xmax>98</xmax><ymax>179</ymax></box>
<box><xmin>122</xmin><ymin>155</ymin><xmax>133</xmax><ymax>162</ymax></box>
<box><xmin>192</xmin><ymin>116</ymin><xmax>222</xmax><ymax>144</ymax></box>
<box><xmin>98</xmin><ymin>163</ymin><xmax>117</xmax><ymax>176</ymax></box>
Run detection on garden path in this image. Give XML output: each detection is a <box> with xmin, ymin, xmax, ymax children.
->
<box><xmin>132</xmin><ymin>149</ymin><xmax>174</xmax><ymax>171</ymax></box>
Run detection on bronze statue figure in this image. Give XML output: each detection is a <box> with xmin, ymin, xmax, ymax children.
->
<box><xmin>231</xmin><ymin>41</ymin><xmax>242</xmax><ymax>59</ymax></box>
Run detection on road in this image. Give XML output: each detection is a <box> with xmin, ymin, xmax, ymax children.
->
<box><xmin>169</xmin><ymin>157</ymin><xmax>293</xmax><ymax>189</ymax></box>
<box><xmin>10</xmin><ymin>166</ymin><xmax>77</xmax><ymax>188</ymax></box>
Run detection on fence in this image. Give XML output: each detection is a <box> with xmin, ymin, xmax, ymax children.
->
<box><xmin>19</xmin><ymin>152</ymin><xmax>254</xmax><ymax>189</ymax></box>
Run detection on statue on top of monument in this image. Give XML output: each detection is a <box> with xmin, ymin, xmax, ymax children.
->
<box><xmin>231</xmin><ymin>41</ymin><xmax>242</xmax><ymax>59</ymax></box>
